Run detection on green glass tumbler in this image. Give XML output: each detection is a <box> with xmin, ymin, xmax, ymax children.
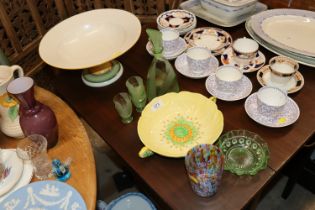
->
<box><xmin>113</xmin><ymin>92</ymin><xmax>133</xmax><ymax>124</ymax></box>
<box><xmin>126</xmin><ymin>76</ymin><xmax>147</xmax><ymax>112</ymax></box>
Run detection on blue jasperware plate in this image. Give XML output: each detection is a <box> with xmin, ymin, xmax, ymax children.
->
<box><xmin>107</xmin><ymin>192</ymin><xmax>156</xmax><ymax>210</ymax></box>
<box><xmin>1</xmin><ymin>180</ymin><xmax>86</xmax><ymax>210</ymax></box>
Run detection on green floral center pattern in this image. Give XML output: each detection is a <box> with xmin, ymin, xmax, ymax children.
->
<box><xmin>174</xmin><ymin>126</ymin><xmax>189</xmax><ymax>138</ymax></box>
<box><xmin>164</xmin><ymin>117</ymin><xmax>198</xmax><ymax>146</ymax></box>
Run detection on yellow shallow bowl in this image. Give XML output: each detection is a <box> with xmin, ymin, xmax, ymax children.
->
<box><xmin>137</xmin><ymin>91</ymin><xmax>224</xmax><ymax>158</ymax></box>
<box><xmin>39</xmin><ymin>9</ymin><xmax>141</xmax><ymax>70</ymax></box>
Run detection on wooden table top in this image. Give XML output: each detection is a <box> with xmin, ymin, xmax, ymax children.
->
<box><xmin>51</xmin><ymin>13</ymin><xmax>315</xmax><ymax>210</ymax></box>
<box><xmin>0</xmin><ymin>87</ymin><xmax>96</xmax><ymax>210</ymax></box>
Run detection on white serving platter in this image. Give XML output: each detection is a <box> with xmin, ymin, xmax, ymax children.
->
<box><xmin>251</xmin><ymin>9</ymin><xmax>315</xmax><ymax>58</ymax></box>
<box><xmin>246</xmin><ymin>17</ymin><xmax>315</xmax><ymax>68</ymax></box>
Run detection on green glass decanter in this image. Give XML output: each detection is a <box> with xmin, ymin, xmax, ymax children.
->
<box><xmin>146</xmin><ymin>29</ymin><xmax>180</xmax><ymax>101</ymax></box>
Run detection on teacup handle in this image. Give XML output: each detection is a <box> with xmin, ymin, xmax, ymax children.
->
<box><xmin>138</xmin><ymin>146</ymin><xmax>154</xmax><ymax>158</ymax></box>
<box><xmin>209</xmin><ymin>96</ymin><xmax>217</xmax><ymax>104</ymax></box>
<box><xmin>10</xmin><ymin>65</ymin><xmax>24</xmax><ymax>78</ymax></box>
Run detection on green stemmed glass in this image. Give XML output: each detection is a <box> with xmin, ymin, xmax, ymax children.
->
<box><xmin>126</xmin><ymin>76</ymin><xmax>147</xmax><ymax>112</ymax></box>
<box><xmin>113</xmin><ymin>92</ymin><xmax>133</xmax><ymax>123</ymax></box>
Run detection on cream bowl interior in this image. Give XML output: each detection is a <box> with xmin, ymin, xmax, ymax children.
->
<box><xmin>39</xmin><ymin>9</ymin><xmax>141</xmax><ymax>69</ymax></box>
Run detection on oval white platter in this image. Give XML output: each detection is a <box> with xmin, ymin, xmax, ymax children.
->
<box><xmin>251</xmin><ymin>9</ymin><xmax>315</xmax><ymax>58</ymax></box>
<box><xmin>246</xmin><ymin>18</ymin><xmax>315</xmax><ymax>68</ymax></box>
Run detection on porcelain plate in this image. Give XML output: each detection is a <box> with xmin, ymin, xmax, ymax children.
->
<box><xmin>246</xmin><ymin>17</ymin><xmax>315</xmax><ymax>68</ymax></box>
<box><xmin>1</xmin><ymin>180</ymin><xmax>86</xmax><ymax>210</ymax></box>
<box><xmin>256</xmin><ymin>65</ymin><xmax>304</xmax><ymax>94</ymax></box>
<box><xmin>251</xmin><ymin>9</ymin><xmax>315</xmax><ymax>58</ymax></box>
<box><xmin>0</xmin><ymin>150</ymin><xmax>23</xmax><ymax>197</ymax></box>
<box><xmin>245</xmin><ymin>93</ymin><xmax>300</xmax><ymax>128</ymax></box>
<box><xmin>221</xmin><ymin>47</ymin><xmax>265</xmax><ymax>73</ymax></box>
<box><xmin>175</xmin><ymin>53</ymin><xmax>219</xmax><ymax>79</ymax></box>
<box><xmin>205</xmin><ymin>74</ymin><xmax>252</xmax><ymax>101</ymax></box>
<box><xmin>184</xmin><ymin>27</ymin><xmax>232</xmax><ymax>56</ymax></box>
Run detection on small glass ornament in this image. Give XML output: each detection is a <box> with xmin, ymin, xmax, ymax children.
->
<box><xmin>126</xmin><ymin>76</ymin><xmax>147</xmax><ymax>112</ymax></box>
<box><xmin>113</xmin><ymin>92</ymin><xmax>133</xmax><ymax>123</ymax></box>
<box><xmin>52</xmin><ymin>158</ymin><xmax>71</xmax><ymax>182</ymax></box>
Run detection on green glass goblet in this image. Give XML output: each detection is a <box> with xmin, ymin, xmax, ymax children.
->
<box><xmin>113</xmin><ymin>92</ymin><xmax>133</xmax><ymax>124</ymax></box>
<box><xmin>126</xmin><ymin>76</ymin><xmax>147</xmax><ymax>112</ymax></box>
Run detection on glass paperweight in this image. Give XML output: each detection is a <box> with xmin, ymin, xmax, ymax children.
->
<box><xmin>52</xmin><ymin>158</ymin><xmax>71</xmax><ymax>182</ymax></box>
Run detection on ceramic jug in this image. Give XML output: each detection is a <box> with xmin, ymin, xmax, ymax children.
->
<box><xmin>0</xmin><ymin>65</ymin><xmax>24</xmax><ymax>138</ymax></box>
<box><xmin>7</xmin><ymin>77</ymin><xmax>58</xmax><ymax>148</ymax></box>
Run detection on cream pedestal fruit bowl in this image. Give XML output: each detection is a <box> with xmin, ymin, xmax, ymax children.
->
<box><xmin>137</xmin><ymin>91</ymin><xmax>224</xmax><ymax>158</ymax></box>
<box><xmin>39</xmin><ymin>9</ymin><xmax>141</xmax><ymax>87</ymax></box>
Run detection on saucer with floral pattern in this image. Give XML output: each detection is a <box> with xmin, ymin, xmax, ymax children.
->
<box><xmin>205</xmin><ymin>74</ymin><xmax>252</xmax><ymax>101</ymax></box>
<box><xmin>0</xmin><ymin>150</ymin><xmax>23</xmax><ymax>197</ymax></box>
<box><xmin>184</xmin><ymin>27</ymin><xmax>233</xmax><ymax>56</ymax></box>
<box><xmin>256</xmin><ymin>65</ymin><xmax>304</xmax><ymax>94</ymax></box>
<box><xmin>175</xmin><ymin>53</ymin><xmax>219</xmax><ymax>79</ymax></box>
<box><xmin>245</xmin><ymin>92</ymin><xmax>300</xmax><ymax>127</ymax></box>
<box><xmin>221</xmin><ymin>47</ymin><xmax>265</xmax><ymax>73</ymax></box>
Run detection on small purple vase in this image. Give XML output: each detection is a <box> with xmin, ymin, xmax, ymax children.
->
<box><xmin>7</xmin><ymin>77</ymin><xmax>58</xmax><ymax>148</ymax></box>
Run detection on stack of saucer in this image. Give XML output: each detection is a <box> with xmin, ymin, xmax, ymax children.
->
<box><xmin>157</xmin><ymin>9</ymin><xmax>197</xmax><ymax>35</ymax></box>
<box><xmin>200</xmin><ymin>0</ymin><xmax>257</xmax><ymax>23</ymax></box>
<box><xmin>179</xmin><ymin>0</ymin><xmax>267</xmax><ymax>27</ymax></box>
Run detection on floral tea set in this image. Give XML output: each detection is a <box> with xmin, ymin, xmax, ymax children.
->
<box><xmin>146</xmin><ymin>9</ymin><xmax>303</xmax><ymax>129</ymax></box>
<box><xmin>137</xmin><ymin>8</ymin><xmax>305</xmax><ymax>198</ymax></box>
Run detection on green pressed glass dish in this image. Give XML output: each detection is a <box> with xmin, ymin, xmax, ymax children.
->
<box><xmin>216</xmin><ymin>130</ymin><xmax>269</xmax><ymax>175</ymax></box>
